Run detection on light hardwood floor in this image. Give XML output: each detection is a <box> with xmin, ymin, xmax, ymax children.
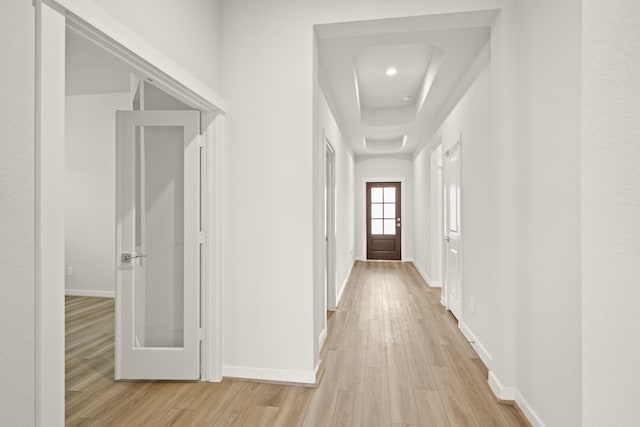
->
<box><xmin>66</xmin><ymin>261</ymin><xmax>528</xmax><ymax>426</ymax></box>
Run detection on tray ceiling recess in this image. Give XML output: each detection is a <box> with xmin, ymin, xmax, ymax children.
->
<box><xmin>364</xmin><ymin>135</ymin><xmax>407</xmax><ymax>154</ymax></box>
<box><xmin>355</xmin><ymin>43</ymin><xmax>443</xmax><ymax>127</ymax></box>
<box><xmin>316</xmin><ymin>10</ymin><xmax>497</xmax><ymax>157</ymax></box>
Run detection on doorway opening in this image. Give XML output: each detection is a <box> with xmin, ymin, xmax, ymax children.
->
<box><xmin>325</xmin><ymin>140</ymin><xmax>337</xmax><ymax>311</ymax></box>
<box><xmin>37</xmin><ymin>2</ymin><xmax>225</xmax><ymax>421</ymax></box>
<box><xmin>66</xmin><ymin>34</ymin><xmax>203</xmax><ymax>387</ymax></box>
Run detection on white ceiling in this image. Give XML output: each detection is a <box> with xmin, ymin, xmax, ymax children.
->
<box><xmin>317</xmin><ymin>11</ymin><xmax>497</xmax><ymax>157</ymax></box>
<box><xmin>356</xmin><ymin>43</ymin><xmax>435</xmax><ymax>110</ymax></box>
<box><xmin>66</xmin><ymin>28</ymin><xmax>131</xmax><ymax>96</ymax></box>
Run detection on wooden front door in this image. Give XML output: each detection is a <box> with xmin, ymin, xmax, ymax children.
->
<box><xmin>366</xmin><ymin>182</ymin><xmax>401</xmax><ymax>260</ymax></box>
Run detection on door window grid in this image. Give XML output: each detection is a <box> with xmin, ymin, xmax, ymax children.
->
<box><xmin>371</xmin><ymin>186</ymin><xmax>396</xmax><ymax>235</ymax></box>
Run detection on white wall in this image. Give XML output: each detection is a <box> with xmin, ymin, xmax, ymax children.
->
<box><xmin>65</xmin><ymin>93</ymin><xmax>130</xmax><ymax>297</ymax></box>
<box><xmin>410</xmin><ymin>4</ymin><xmax>583</xmax><ymax>426</ymax></box>
<box><xmin>319</xmin><ymin>90</ymin><xmax>355</xmax><ymax>304</ymax></box>
<box><xmin>511</xmin><ymin>1</ymin><xmax>582</xmax><ymax>425</ymax></box>
<box><xmin>582</xmin><ymin>1</ymin><xmax>640</xmax><ymax>425</ymax></box>
<box><xmin>412</xmin><ymin>144</ymin><xmax>431</xmax><ymax>282</ymax></box>
<box><xmin>88</xmin><ymin>0</ymin><xmax>222</xmax><ymax>93</ymax></box>
<box><xmin>446</xmin><ymin>64</ymin><xmax>492</xmax><ymax>353</ymax></box>
<box><xmin>413</xmin><ymin>138</ymin><xmax>444</xmax><ymax>288</ymax></box>
<box><xmin>0</xmin><ymin>0</ymin><xmax>35</xmax><ymax>424</ymax></box>
<box><xmin>429</xmin><ymin>145</ymin><xmax>443</xmax><ymax>286</ymax></box>
<box><xmin>414</xmin><ymin>63</ymin><xmax>494</xmax><ymax>361</ymax></box>
<box><xmin>220</xmin><ymin>0</ymin><xmax>499</xmax><ymax>381</ymax></box>
<box><xmin>354</xmin><ymin>157</ymin><xmax>414</xmax><ymax>261</ymax></box>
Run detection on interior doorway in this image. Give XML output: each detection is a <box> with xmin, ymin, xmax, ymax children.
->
<box><xmin>366</xmin><ymin>181</ymin><xmax>402</xmax><ymax>260</ymax></box>
<box><xmin>65</xmin><ymin>19</ymin><xmax>205</xmax><ymax>381</ymax></box>
<box><xmin>37</xmin><ymin>2</ymin><xmax>225</xmax><ymax>421</ymax></box>
<box><xmin>325</xmin><ymin>141</ymin><xmax>337</xmax><ymax>311</ymax></box>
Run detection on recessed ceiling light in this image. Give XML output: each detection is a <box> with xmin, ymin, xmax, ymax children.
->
<box><xmin>386</xmin><ymin>67</ymin><xmax>397</xmax><ymax>76</ymax></box>
<box><xmin>402</xmin><ymin>95</ymin><xmax>412</xmax><ymax>102</ymax></box>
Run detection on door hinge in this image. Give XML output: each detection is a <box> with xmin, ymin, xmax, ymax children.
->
<box><xmin>198</xmin><ymin>135</ymin><xmax>205</xmax><ymax>148</ymax></box>
<box><xmin>198</xmin><ymin>231</ymin><xmax>205</xmax><ymax>245</ymax></box>
<box><xmin>197</xmin><ymin>328</ymin><xmax>204</xmax><ymax>341</ymax></box>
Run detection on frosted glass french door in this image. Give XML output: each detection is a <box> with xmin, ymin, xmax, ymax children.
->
<box><xmin>115</xmin><ymin>110</ymin><xmax>201</xmax><ymax>380</ymax></box>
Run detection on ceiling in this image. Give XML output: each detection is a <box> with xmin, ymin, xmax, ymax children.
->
<box><xmin>66</xmin><ymin>28</ymin><xmax>131</xmax><ymax>96</ymax></box>
<box><xmin>316</xmin><ymin>10</ymin><xmax>497</xmax><ymax>157</ymax></box>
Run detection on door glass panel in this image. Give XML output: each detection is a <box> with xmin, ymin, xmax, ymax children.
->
<box><xmin>371</xmin><ymin>219</ymin><xmax>383</xmax><ymax>235</ymax></box>
<box><xmin>384</xmin><ymin>187</ymin><xmax>396</xmax><ymax>203</ymax></box>
<box><xmin>371</xmin><ymin>187</ymin><xmax>383</xmax><ymax>203</ymax></box>
<box><xmin>383</xmin><ymin>203</ymin><xmax>395</xmax><ymax>219</ymax></box>
<box><xmin>384</xmin><ymin>219</ymin><xmax>396</xmax><ymax>235</ymax></box>
<box><xmin>371</xmin><ymin>204</ymin><xmax>383</xmax><ymax>219</ymax></box>
<box><xmin>135</xmin><ymin>125</ymin><xmax>184</xmax><ymax>349</ymax></box>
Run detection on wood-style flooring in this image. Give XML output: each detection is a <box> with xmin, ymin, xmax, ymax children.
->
<box><xmin>66</xmin><ymin>261</ymin><xmax>528</xmax><ymax>426</ymax></box>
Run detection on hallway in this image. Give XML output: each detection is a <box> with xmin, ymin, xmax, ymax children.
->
<box><xmin>303</xmin><ymin>261</ymin><xmax>527</xmax><ymax>426</ymax></box>
<box><xmin>66</xmin><ymin>262</ymin><xmax>527</xmax><ymax>426</ymax></box>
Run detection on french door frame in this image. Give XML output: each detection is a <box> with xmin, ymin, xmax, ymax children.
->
<box><xmin>35</xmin><ymin>1</ymin><xmax>225</xmax><ymax>424</ymax></box>
<box><xmin>361</xmin><ymin>177</ymin><xmax>406</xmax><ymax>262</ymax></box>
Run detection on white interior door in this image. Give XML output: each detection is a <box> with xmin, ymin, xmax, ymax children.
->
<box><xmin>443</xmin><ymin>141</ymin><xmax>462</xmax><ymax>319</ymax></box>
<box><xmin>116</xmin><ymin>110</ymin><xmax>201</xmax><ymax>380</ymax></box>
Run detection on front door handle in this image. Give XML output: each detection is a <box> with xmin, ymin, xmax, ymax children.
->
<box><xmin>121</xmin><ymin>252</ymin><xmax>147</xmax><ymax>263</ymax></box>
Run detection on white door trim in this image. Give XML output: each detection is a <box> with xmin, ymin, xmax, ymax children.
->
<box><xmin>325</xmin><ymin>139</ymin><xmax>337</xmax><ymax>311</ymax></box>
<box><xmin>35</xmin><ymin>1</ymin><xmax>225</xmax><ymax>424</ymax></box>
<box><xmin>53</xmin><ymin>0</ymin><xmax>224</xmax><ymax>117</ymax></box>
<box><xmin>201</xmin><ymin>113</ymin><xmax>225</xmax><ymax>382</ymax></box>
<box><xmin>361</xmin><ymin>177</ymin><xmax>406</xmax><ymax>261</ymax></box>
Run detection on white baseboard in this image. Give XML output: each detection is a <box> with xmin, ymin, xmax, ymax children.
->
<box><xmin>487</xmin><ymin>372</ymin><xmax>546</xmax><ymax>427</ymax></box>
<box><xmin>458</xmin><ymin>321</ymin><xmax>493</xmax><ymax>370</ymax></box>
<box><xmin>336</xmin><ymin>259</ymin><xmax>355</xmax><ymax>307</ymax></box>
<box><xmin>411</xmin><ymin>261</ymin><xmax>442</xmax><ymax>288</ymax></box>
<box><xmin>488</xmin><ymin>371</ymin><xmax>516</xmax><ymax>401</ymax></box>
<box><xmin>222</xmin><ymin>365</ymin><xmax>317</xmax><ymax>384</ymax></box>
<box><xmin>313</xmin><ymin>360</ymin><xmax>321</xmax><ymax>384</ymax></box>
<box><xmin>65</xmin><ymin>289</ymin><xmax>115</xmax><ymax>298</ymax></box>
<box><xmin>319</xmin><ymin>328</ymin><xmax>327</xmax><ymax>351</ymax></box>
<box><xmin>429</xmin><ymin>279</ymin><xmax>442</xmax><ymax>288</ymax></box>
<box><xmin>515</xmin><ymin>390</ymin><xmax>547</xmax><ymax>427</ymax></box>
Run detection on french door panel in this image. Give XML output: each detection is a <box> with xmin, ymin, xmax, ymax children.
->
<box><xmin>116</xmin><ymin>110</ymin><xmax>201</xmax><ymax>380</ymax></box>
<box><xmin>366</xmin><ymin>182</ymin><xmax>401</xmax><ymax>260</ymax></box>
